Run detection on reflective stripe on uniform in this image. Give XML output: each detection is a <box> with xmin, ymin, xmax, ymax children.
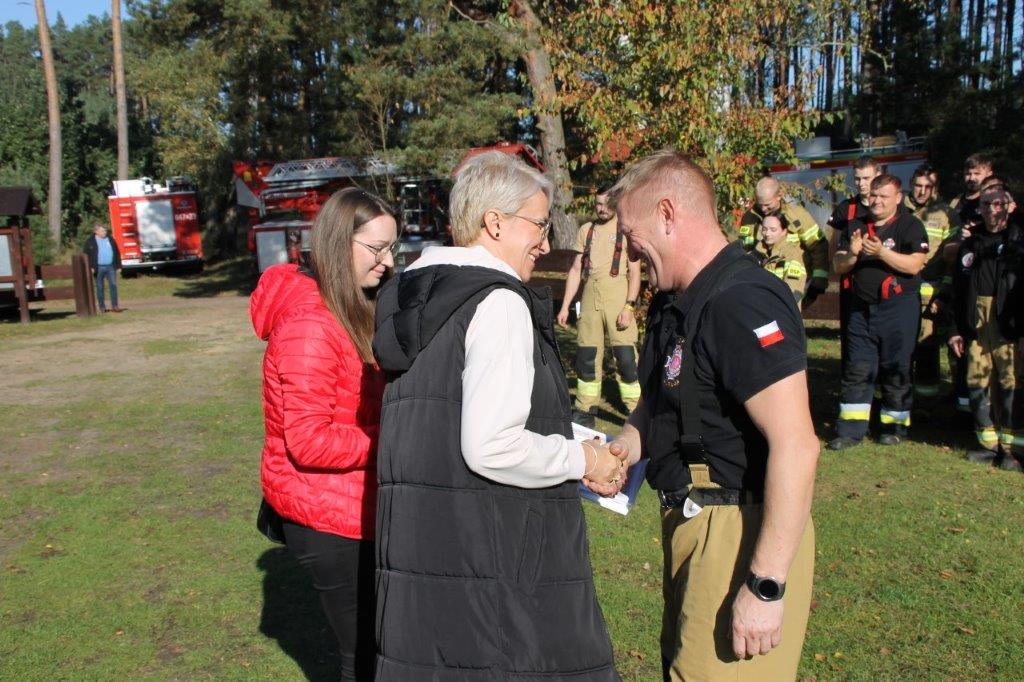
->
<box><xmin>618</xmin><ymin>381</ymin><xmax>641</xmax><ymax>400</ymax></box>
<box><xmin>785</xmin><ymin>261</ymin><xmax>807</xmax><ymax>278</ymax></box>
<box><xmin>915</xmin><ymin>384</ymin><xmax>940</xmax><ymax>397</ymax></box>
<box><xmin>812</xmin><ymin>268</ymin><xmax>828</xmax><ymax>279</ymax></box>
<box><xmin>880</xmin><ymin>410</ymin><xmax>911</xmax><ymax>426</ymax></box>
<box><xmin>576</xmin><ymin>379</ymin><xmax>602</xmax><ymax>397</ymax></box>
<box><xmin>1013</xmin><ymin>435</ymin><xmax>1024</xmax><ymax>447</ymax></box>
<box><xmin>920</xmin><ymin>282</ymin><xmax>935</xmax><ymax>298</ymax></box>
<box><xmin>839</xmin><ymin>403</ymin><xmax>872</xmax><ymax>421</ymax></box>
<box><xmin>999</xmin><ymin>430</ymin><xmax>1015</xmax><ymax>446</ymax></box>
<box><xmin>925</xmin><ymin>226</ymin><xmax>946</xmax><ymax>240</ymax></box>
<box><xmin>786</xmin><ymin>233</ymin><xmax>800</xmax><ymax>244</ymax></box>
<box><xmin>976</xmin><ymin>427</ymin><xmax>999</xmax><ymax>447</ymax></box>
<box><xmin>799</xmin><ymin>224</ymin><xmax>823</xmax><ymax>244</ymax></box>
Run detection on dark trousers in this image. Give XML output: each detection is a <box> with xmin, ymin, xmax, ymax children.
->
<box><xmin>837</xmin><ymin>293</ymin><xmax>920</xmax><ymax>439</ymax></box>
<box><xmin>95</xmin><ymin>264</ymin><xmax>119</xmax><ymax>310</ymax></box>
<box><xmin>282</xmin><ymin>521</ymin><xmax>376</xmax><ymax>681</ymax></box>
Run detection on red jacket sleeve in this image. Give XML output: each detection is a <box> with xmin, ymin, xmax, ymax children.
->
<box><xmin>275</xmin><ymin>313</ymin><xmax>376</xmax><ymax>471</ymax></box>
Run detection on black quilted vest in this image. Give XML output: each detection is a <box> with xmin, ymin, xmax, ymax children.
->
<box><xmin>372</xmin><ymin>264</ymin><xmax>618</xmax><ymax>681</ymax></box>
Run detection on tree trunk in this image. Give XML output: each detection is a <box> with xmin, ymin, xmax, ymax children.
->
<box><xmin>824</xmin><ymin>10</ymin><xmax>835</xmax><ymax>111</ymax></box>
<box><xmin>35</xmin><ymin>0</ymin><xmax>62</xmax><ymax>244</ymax></box>
<box><xmin>1004</xmin><ymin>0</ymin><xmax>1016</xmax><ymax>80</ymax></box>
<box><xmin>508</xmin><ymin>0</ymin><xmax>575</xmax><ymax>249</ymax></box>
<box><xmin>112</xmin><ymin>0</ymin><xmax>129</xmax><ymax>180</ymax></box>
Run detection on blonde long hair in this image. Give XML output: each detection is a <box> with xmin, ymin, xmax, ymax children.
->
<box><xmin>309</xmin><ymin>187</ymin><xmax>393</xmax><ymax>363</ymax></box>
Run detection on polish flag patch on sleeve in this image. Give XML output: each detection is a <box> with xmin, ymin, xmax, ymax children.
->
<box><xmin>753</xmin><ymin>320</ymin><xmax>785</xmax><ymax>348</ymax></box>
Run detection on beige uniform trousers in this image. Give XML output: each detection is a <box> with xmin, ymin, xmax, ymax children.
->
<box><xmin>661</xmin><ymin>466</ymin><xmax>815</xmax><ymax>681</ymax></box>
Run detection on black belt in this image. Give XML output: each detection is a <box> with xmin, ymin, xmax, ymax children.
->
<box><xmin>658</xmin><ymin>487</ymin><xmax>763</xmax><ymax>508</ymax></box>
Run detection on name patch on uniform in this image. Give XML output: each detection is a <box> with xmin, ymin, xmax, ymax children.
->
<box><xmin>753</xmin><ymin>321</ymin><xmax>785</xmax><ymax>348</ymax></box>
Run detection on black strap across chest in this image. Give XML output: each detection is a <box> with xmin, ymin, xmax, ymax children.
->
<box><xmin>675</xmin><ymin>256</ymin><xmax>756</xmax><ymax>463</ymax></box>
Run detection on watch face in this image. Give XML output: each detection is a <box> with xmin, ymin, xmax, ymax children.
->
<box><xmin>757</xmin><ymin>578</ymin><xmax>782</xmax><ymax>600</ymax></box>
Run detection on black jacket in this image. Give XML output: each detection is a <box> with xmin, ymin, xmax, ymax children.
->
<box><xmin>952</xmin><ymin>224</ymin><xmax>1024</xmax><ymax>341</ymax></box>
<box><xmin>372</xmin><ymin>264</ymin><xmax>618</xmax><ymax>681</ymax></box>
<box><xmin>83</xmin><ymin>234</ymin><xmax>121</xmax><ymax>270</ymax></box>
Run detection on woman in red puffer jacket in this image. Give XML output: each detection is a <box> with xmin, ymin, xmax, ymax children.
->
<box><xmin>250</xmin><ymin>188</ymin><xmax>397</xmax><ymax>681</ymax></box>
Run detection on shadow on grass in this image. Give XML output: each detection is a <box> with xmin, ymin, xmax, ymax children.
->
<box><xmin>174</xmin><ymin>257</ymin><xmax>256</xmax><ymax>299</ymax></box>
<box><xmin>804</xmin><ymin>324</ymin><xmax>975</xmax><ymax>450</ymax></box>
<box><xmin>0</xmin><ymin>307</ymin><xmax>78</xmax><ymax>324</ymax></box>
<box><xmin>257</xmin><ymin>547</ymin><xmax>341</xmax><ymax>681</ymax></box>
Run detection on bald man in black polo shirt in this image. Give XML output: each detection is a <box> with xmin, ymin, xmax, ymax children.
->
<box><xmin>607</xmin><ymin>150</ymin><xmax>820</xmax><ymax>681</ymax></box>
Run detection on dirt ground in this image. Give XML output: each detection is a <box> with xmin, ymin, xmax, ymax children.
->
<box><xmin>0</xmin><ymin>294</ymin><xmax>261</xmax><ymax>407</ymax></box>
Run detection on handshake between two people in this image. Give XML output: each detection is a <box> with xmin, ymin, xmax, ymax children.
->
<box><xmin>580</xmin><ymin>438</ymin><xmax>639</xmax><ymax>497</ymax></box>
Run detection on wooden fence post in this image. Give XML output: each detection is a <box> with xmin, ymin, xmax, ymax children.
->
<box><xmin>10</xmin><ymin>223</ymin><xmax>29</xmax><ymax>324</ymax></box>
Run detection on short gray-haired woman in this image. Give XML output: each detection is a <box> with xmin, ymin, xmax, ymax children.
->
<box><xmin>372</xmin><ymin>151</ymin><xmax>622</xmax><ymax>680</ymax></box>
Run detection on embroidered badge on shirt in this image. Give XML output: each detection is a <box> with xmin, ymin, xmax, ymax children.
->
<box><xmin>883</xmin><ymin>237</ymin><xmax>896</xmax><ymax>249</ymax></box>
<box><xmin>664</xmin><ymin>337</ymin><xmax>684</xmax><ymax>388</ymax></box>
<box><xmin>753</xmin><ymin>321</ymin><xmax>785</xmax><ymax>348</ymax></box>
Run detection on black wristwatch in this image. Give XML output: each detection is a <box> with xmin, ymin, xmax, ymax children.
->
<box><xmin>746</xmin><ymin>572</ymin><xmax>785</xmax><ymax>602</ymax></box>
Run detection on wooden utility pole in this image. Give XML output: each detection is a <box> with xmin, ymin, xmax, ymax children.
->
<box><xmin>112</xmin><ymin>0</ymin><xmax>129</xmax><ymax>180</ymax></box>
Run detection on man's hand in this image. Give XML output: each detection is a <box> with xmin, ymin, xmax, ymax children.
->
<box><xmin>862</xmin><ymin>234</ymin><xmax>883</xmax><ymax>257</ymax></box>
<box><xmin>581</xmin><ymin>441</ymin><xmax>626</xmax><ymax>497</ymax></box>
<box><xmin>949</xmin><ymin>334</ymin><xmax>965</xmax><ymax>358</ymax></box>
<box><xmin>608</xmin><ymin>437</ymin><xmax>640</xmax><ymax>467</ymax></box>
<box><xmin>556</xmin><ymin>307</ymin><xmax>570</xmax><ymax>328</ymax></box>
<box><xmin>616</xmin><ymin>308</ymin><xmax>633</xmax><ymax>331</ymax></box>
<box><xmin>731</xmin><ymin>584</ymin><xmax>784</xmax><ymax>658</ymax></box>
<box><xmin>849</xmin><ymin>229</ymin><xmax>864</xmax><ymax>256</ymax></box>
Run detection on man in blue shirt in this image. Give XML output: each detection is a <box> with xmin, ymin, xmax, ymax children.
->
<box><xmin>83</xmin><ymin>224</ymin><xmax>123</xmax><ymax>312</ymax></box>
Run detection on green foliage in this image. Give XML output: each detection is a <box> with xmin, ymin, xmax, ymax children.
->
<box><xmin>547</xmin><ymin>1</ymin><xmax>840</xmax><ymax>213</ymax></box>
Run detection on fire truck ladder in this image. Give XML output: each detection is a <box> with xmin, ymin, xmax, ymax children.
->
<box><xmin>115</xmin><ymin>199</ymin><xmax>140</xmax><ymax>257</ymax></box>
<box><xmin>263</xmin><ymin>158</ymin><xmax>363</xmax><ymax>187</ymax></box>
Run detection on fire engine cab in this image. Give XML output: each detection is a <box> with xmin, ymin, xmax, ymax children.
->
<box><xmin>107</xmin><ymin>176</ymin><xmax>203</xmax><ymax>273</ymax></box>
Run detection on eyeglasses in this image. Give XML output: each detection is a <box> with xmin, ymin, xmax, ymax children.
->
<box><xmin>354</xmin><ymin>239</ymin><xmax>401</xmax><ymax>264</ymax></box>
<box><xmin>504</xmin><ymin>213</ymin><xmax>552</xmax><ymax>242</ymax></box>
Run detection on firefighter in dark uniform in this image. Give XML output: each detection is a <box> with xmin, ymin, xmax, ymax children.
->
<box><xmin>737</xmin><ymin>177</ymin><xmax>829</xmax><ymax>306</ymax></box>
<box><xmin>829</xmin><ymin>157</ymin><xmax>880</xmax><ymax>367</ymax></box>
<box><xmin>606</xmin><ymin>150</ymin><xmax>819</xmax><ymax>681</ymax></box>
<box><xmin>948</xmin><ymin>187</ymin><xmax>1023</xmax><ymax>472</ymax></box>
<box><xmin>829</xmin><ymin>174</ymin><xmax>930</xmax><ymax>449</ymax></box>
<box><xmin>557</xmin><ymin>190</ymin><xmax>642</xmax><ymax>426</ymax></box>
<box><xmin>905</xmin><ymin>165</ymin><xmax>961</xmax><ymax>401</ymax></box>
<box><xmin>828</xmin><ymin>156</ymin><xmax>880</xmax><ymax>246</ymax></box>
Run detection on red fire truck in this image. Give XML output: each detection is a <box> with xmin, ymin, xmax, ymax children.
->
<box><xmin>107</xmin><ymin>176</ymin><xmax>204</xmax><ymax>273</ymax></box>
<box><xmin>233</xmin><ymin>142</ymin><xmax>547</xmax><ymax>273</ymax></box>
<box><xmin>234</xmin><ymin>157</ymin><xmax>450</xmax><ymax>273</ymax></box>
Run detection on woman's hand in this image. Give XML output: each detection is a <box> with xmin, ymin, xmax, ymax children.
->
<box><xmin>582</xmin><ymin>440</ymin><xmax>626</xmax><ymax>497</ymax></box>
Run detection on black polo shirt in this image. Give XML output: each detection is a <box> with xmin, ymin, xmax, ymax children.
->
<box><xmin>639</xmin><ymin>242</ymin><xmax>807</xmax><ymax>493</ymax></box>
<box><xmin>828</xmin><ymin>196</ymin><xmax>871</xmax><ymax>236</ymax></box>
<box><xmin>837</xmin><ymin>209</ymin><xmax>929</xmax><ymax>304</ymax></box>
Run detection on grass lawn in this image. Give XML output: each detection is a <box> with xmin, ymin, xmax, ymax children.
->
<box><xmin>1</xmin><ymin>263</ymin><xmax>1022</xmax><ymax>680</ymax></box>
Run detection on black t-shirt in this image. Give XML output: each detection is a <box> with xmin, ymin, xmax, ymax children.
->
<box><xmin>639</xmin><ymin>243</ymin><xmax>807</xmax><ymax>492</ymax></box>
<box><xmin>838</xmin><ymin>210</ymin><xmax>930</xmax><ymax>304</ymax></box>
<box><xmin>972</xmin><ymin>230</ymin><xmax>1006</xmax><ymax>296</ymax></box>
<box><xmin>956</xmin><ymin>194</ymin><xmax>982</xmax><ymax>231</ymax></box>
<box><xmin>828</xmin><ymin>196</ymin><xmax>871</xmax><ymax>237</ymax></box>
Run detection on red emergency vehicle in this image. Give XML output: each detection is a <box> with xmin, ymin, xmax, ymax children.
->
<box><xmin>107</xmin><ymin>176</ymin><xmax>203</xmax><ymax>273</ymax></box>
